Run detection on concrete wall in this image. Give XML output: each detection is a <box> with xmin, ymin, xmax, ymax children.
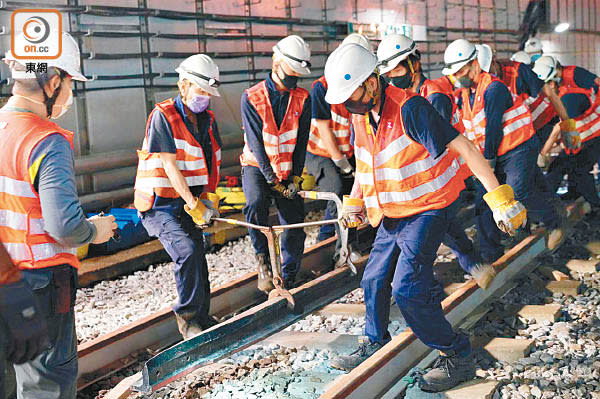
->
<box><xmin>0</xmin><ymin>0</ymin><xmax>598</xmax><ymax>209</ymax></box>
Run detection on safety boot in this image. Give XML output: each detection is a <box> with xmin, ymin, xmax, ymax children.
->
<box><xmin>330</xmin><ymin>337</ymin><xmax>383</xmax><ymax>371</ymax></box>
<box><xmin>256</xmin><ymin>253</ymin><xmax>274</xmax><ymax>293</ymax></box>
<box><xmin>470</xmin><ymin>263</ymin><xmax>496</xmax><ymax>289</ymax></box>
<box><xmin>419</xmin><ymin>352</ymin><xmax>475</xmax><ymax>392</ymax></box>
<box><xmin>174</xmin><ymin>311</ymin><xmax>205</xmax><ymax>340</ymax></box>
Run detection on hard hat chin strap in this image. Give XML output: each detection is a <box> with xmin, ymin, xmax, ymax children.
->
<box><xmin>35</xmin><ymin>68</ymin><xmax>64</xmax><ymax>118</ymax></box>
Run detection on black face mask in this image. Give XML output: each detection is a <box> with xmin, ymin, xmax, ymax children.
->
<box><xmin>455</xmin><ymin>75</ymin><xmax>474</xmax><ymax>89</ymax></box>
<box><xmin>344</xmin><ymin>85</ymin><xmax>375</xmax><ymax>114</ymax></box>
<box><xmin>390</xmin><ymin>73</ymin><xmax>413</xmax><ymax>89</ymax></box>
<box><xmin>277</xmin><ymin>67</ymin><xmax>298</xmax><ymax>90</ymax></box>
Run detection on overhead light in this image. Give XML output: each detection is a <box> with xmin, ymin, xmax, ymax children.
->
<box><xmin>554</xmin><ymin>22</ymin><xmax>570</xmax><ymax>33</ymax></box>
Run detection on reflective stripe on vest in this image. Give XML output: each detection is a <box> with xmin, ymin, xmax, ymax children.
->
<box><xmin>0</xmin><ymin>112</ymin><xmax>79</xmax><ymax>270</ymax></box>
<box><xmin>307</xmin><ymin>76</ymin><xmax>354</xmax><ymax>158</ymax></box>
<box><xmin>134</xmin><ymin>99</ymin><xmax>221</xmax><ymax>211</ymax></box>
<box><xmin>240</xmin><ymin>80</ymin><xmax>308</xmax><ymax>180</ymax></box>
<box><xmin>353</xmin><ymin>86</ymin><xmax>464</xmax><ymax>227</ymax></box>
<box><xmin>571</xmin><ymin>97</ymin><xmax>600</xmax><ymax>148</ymax></box>
<box><xmin>460</xmin><ymin>72</ymin><xmax>535</xmax><ymax>156</ymax></box>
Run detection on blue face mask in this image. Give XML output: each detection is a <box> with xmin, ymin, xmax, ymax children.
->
<box><xmin>531</xmin><ymin>53</ymin><xmax>542</xmax><ymax>63</ymax></box>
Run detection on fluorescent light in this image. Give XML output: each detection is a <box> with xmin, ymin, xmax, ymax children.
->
<box><xmin>555</xmin><ymin>22</ymin><xmax>570</xmax><ymax>33</ymax></box>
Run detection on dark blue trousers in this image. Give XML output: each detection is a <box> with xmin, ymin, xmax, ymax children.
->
<box><xmin>241</xmin><ymin>166</ymin><xmax>306</xmax><ymax>281</ymax></box>
<box><xmin>546</xmin><ymin>137</ymin><xmax>600</xmax><ymax>207</ymax></box>
<box><xmin>140</xmin><ymin>199</ymin><xmax>210</xmax><ymax>317</ymax></box>
<box><xmin>361</xmin><ymin>201</ymin><xmax>471</xmax><ymax>357</ymax></box>
<box><xmin>305</xmin><ymin>153</ymin><xmax>344</xmax><ymax>241</ymax></box>
<box><xmin>475</xmin><ymin>137</ymin><xmax>559</xmax><ymax>262</ymax></box>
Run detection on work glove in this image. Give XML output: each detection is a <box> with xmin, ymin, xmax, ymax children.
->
<box><xmin>537</xmin><ymin>153</ymin><xmax>553</xmax><ymax>171</ymax></box>
<box><xmin>269</xmin><ymin>180</ymin><xmax>290</xmax><ymax>198</ymax></box>
<box><xmin>0</xmin><ymin>279</ymin><xmax>49</xmax><ymax>364</ymax></box>
<box><xmin>483</xmin><ymin>184</ymin><xmax>527</xmax><ymax>236</ymax></box>
<box><xmin>185</xmin><ymin>192</ymin><xmax>220</xmax><ymax>227</ymax></box>
<box><xmin>559</xmin><ymin>119</ymin><xmax>581</xmax><ymax>153</ymax></box>
<box><xmin>285</xmin><ymin>175</ymin><xmax>303</xmax><ymax>199</ymax></box>
<box><xmin>333</xmin><ymin>156</ymin><xmax>354</xmax><ymax>177</ymax></box>
<box><xmin>340</xmin><ymin>195</ymin><xmax>365</xmax><ymax>228</ymax></box>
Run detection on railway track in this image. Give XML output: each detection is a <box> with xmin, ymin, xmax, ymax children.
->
<box><xmin>79</xmin><ymin>198</ymin><xmax>584</xmax><ymax>399</ymax></box>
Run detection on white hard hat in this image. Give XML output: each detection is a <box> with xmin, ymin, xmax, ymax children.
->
<box><xmin>510</xmin><ymin>51</ymin><xmax>531</xmax><ymax>65</ymax></box>
<box><xmin>5</xmin><ymin>31</ymin><xmax>87</xmax><ymax>81</ymax></box>
<box><xmin>175</xmin><ymin>54</ymin><xmax>221</xmax><ymax>96</ymax></box>
<box><xmin>532</xmin><ymin>55</ymin><xmax>558</xmax><ymax>83</ymax></box>
<box><xmin>273</xmin><ymin>35</ymin><xmax>311</xmax><ymax>75</ymax></box>
<box><xmin>524</xmin><ymin>37</ymin><xmax>543</xmax><ymax>54</ymax></box>
<box><xmin>442</xmin><ymin>39</ymin><xmax>478</xmax><ymax>76</ymax></box>
<box><xmin>376</xmin><ymin>34</ymin><xmax>417</xmax><ymax>74</ymax></box>
<box><xmin>324</xmin><ymin>43</ymin><xmax>378</xmax><ymax>105</ymax></box>
<box><xmin>341</xmin><ymin>33</ymin><xmax>371</xmax><ymax>51</ymax></box>
<box><xmin>476</xmin><ymin>44</ymin><xmax>493</xmax><ymax>73</ymax></box>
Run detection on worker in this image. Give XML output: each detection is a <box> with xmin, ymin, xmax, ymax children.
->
<box><xmin>0</xmin><ymin>242</ymin><xmax>49</xmax><ymax>397</ymax></box>
<box><xmin>240</xmin><ymin>35</ymin><xmax>312</xmax><ymax>292</ymax></box>
<box><xmin>488</xmin><ymin>45</ymin><xmax>572</xmax><ymax>152</ymax></box>
<box><xmin>376</xmin><ymin>34</ymin><xmax>495</xmax><ymax>289</ymax></box>
<box><xmin>134</xmin><ymin>54</ymin><xmax>223</xmax><ymax>340</ymax></box>
<box><xmin>306</xmin><ymin>33</ymin><xmax>368</xmax><ymax>258</ymax></box>
<box><xmin>1</xmin><ymin>32</ymin><xmax>117</xmax><ymax>399</ymax></box>
<box><xmin>511</xmin><ymin>51</ymin><xmax>532</xmax><ymax>65</ymax></box>
<box><xmin>443</xmin><ymin>39</ymin><xmax>565</xmax><ymax>261</ymax></box>
<box><xmin>325</xmin><ymin>43</ymin><xmax>526</xmax><ymax>392</ymax></box>
<box><xmin>532</xmin><ymin>55</ymin><xmax>600</xmax><ymax>211</ymax></box>
<box><xmin>524</xmin><ymin>37</ymin><xmax>543</xmax><ymax>63</ymax></box>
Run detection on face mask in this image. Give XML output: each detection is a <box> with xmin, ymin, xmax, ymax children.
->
<box><xmin>51</xmin><ymin>90</ymin><xmax>73</xmax><ymax>119</ymax></box>
<box><xmin>187</xmin><ymin>94</ymin><xmax>210</xmax><ymax>113</ymax></box>
<box><xmin>13</xmin><ymin>87</ymin><xmax>73</xmax><ymax>119</ymax></box>
<box><xmin>277</xmin><ymin>66</ymin><xmax>298</xmax><ymax>90</ymax></box>
<box><xmin>455</xmin><ymin>75</ymin><xmax>474</xmax><ymax>89</ymax></box>
<box><xmin>344</xmin><ymin>85</ymin><xmax>375</xmax><ymax>114</ymax></box>
<box><xmin>390</xmin><ymin>73</ymin><xmax>413</xmax><ymax>89</ymax></box>
<box><xmin>531</xmin><ymin>53</ymin><xmax>542</xmax><ymax>63</ymax></box>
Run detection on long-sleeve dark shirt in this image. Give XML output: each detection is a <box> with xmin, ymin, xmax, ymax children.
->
<box><xmin>240</xmin><ymin>74</ymin><xmax>311</xmax><ymax>182</ymax></box>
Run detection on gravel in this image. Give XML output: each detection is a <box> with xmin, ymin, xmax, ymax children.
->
<box><xmin>467</xmin><ymin>214</ymin><xmax>600</xmax><ymax>399</ymax></box>
<box><xmin>75</xmin><ymin>210</ymin><xmax>324</xmax><ymax>344</ymax></box>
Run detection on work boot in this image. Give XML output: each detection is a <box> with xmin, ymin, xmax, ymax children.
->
<box><xmin>330</xmin><ymin>337</ymin><xmax>383</xmax><ymax>371</ymax></box>
<box><xmin>470</xmin><ymin>263</ymin><xmax>496</xmax><ymax>289</ymax></box>
<box><xmin>419</xmin><ymin>352</ymin><xmax>475</xmax><ymax>392</ymax></box>
<box><xmin>256</xmin><ymin>253</ymin><xmax>274</xmax><ymax>293</ymax></box>
<box><xmin>199</xmin><ymin>315</ymin><xmax>220</xmax><ymax>330</ymax></box>
<box><xmin>174</xmin><ymin>312</ymin><xmax>205</xmax><ymax>340</ymax></box>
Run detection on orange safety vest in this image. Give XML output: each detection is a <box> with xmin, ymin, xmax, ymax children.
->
<box><xmin>240</xmin><ymin>81</ymin><xmax>309</xmax><ymax>181</ymax></box>
<box><xmin>419</xmin><ymin>77</ymin><xmax>472</xmax><ymax>179</ymax></box>
<box><xmin>557</xmin><ymin>66</ymin><xmax>600</xmax><ymax>154</ymax></box>
<box><xmin>134</xmin><ymin>99</ymin><xmax>221</xmax><ymax>212</ymax></box>
<box><xmin>307</xmin><ymin>76</ymin><xmax>353</xmax><ymax>159</ymax></box>
<box><xmin>353</xmin><ymin>86</ymin><xmax>465</xmax><ymax>227</ymax></box>
<box><xmin>501</xmin><ymin>61</ymin><xmax>557</xmax><ymax>131</ymax></box>
<box><xmin>460</xmin><ymin>72</ymin><xmax>535</xmax><ymax>157</ymax></box>
<box><xmin>0</xmin><ymin>112</ymin><xmax>79</xmax><ymax>270</ymax></box>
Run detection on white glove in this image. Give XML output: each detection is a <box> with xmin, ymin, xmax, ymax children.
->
<box><xmin>537</xmin><ymin>153</ymin><xmax>553</xmax><ymax>170</ymax></box>
<box><xmin>333</xmin><ymin>156</ymin><xmax>354</xmax><ymax>176</ymax></box>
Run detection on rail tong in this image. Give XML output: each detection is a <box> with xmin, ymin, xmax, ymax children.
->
<box><xmin>213</xmin><ymin>190</ymin><xmax>358</xmax><ymax>310</ymax></box>
<box><xmin>132</xmin><ymin>191</ymin><xmax>366</xmax><ymax>395</ymax></box>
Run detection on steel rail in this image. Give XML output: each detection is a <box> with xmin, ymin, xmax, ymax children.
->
<box><xmin>319</xmin><ymin>199</ymin><xmax>588</xmax><ymax>399</ymax></box>
<box><xmin>76</xmin><ymin>224</ymin><xmax>375</xmax><ymax>390</ymax></box>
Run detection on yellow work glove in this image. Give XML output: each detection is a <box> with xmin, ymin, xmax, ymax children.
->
<box><xmin>560</xmin><ymin>119</ymin><xmax>581</xmax><ymax>153</ymax></box>
<box><xmin>269</xmin><ymin>181</ymin><xmax>289</xmax><ymax>198</ymax></box>
<box><xmin>185</xmin><ymin>193</ymin><xmax>220</xmax><ymax>227</ymax></box>
<box><xmin>483</xmin><ymin>185</ymin><xmax>527</xmax><ymax>236</ymax></box>
<box><xmin>340</xmin><ymin>195</ymin><xmax>365</xmax><ymax>228</ymax></box>
<box><xmin>285</xmin><ymin>175</ymin><xmax>304</xmax><ymax>199</ymax></box>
